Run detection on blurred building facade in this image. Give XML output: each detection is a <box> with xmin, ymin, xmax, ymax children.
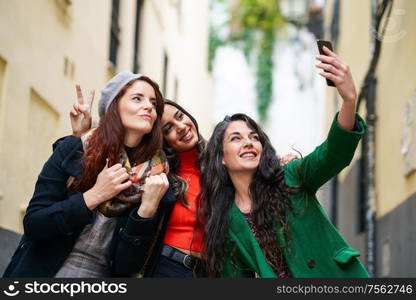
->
<box><xmin>136</xmin><ymin>0</ymin><xmax>213</xmax><ymax>138</ymax></box>
<box><xmin>0</xmin><ymin>0</ymin><xmax>214</xmax><ymax>273</ymax></box>
<box><xmin>0</xmin><ymin>0</ymin><xmax>145</xmax><ymax>271</ymax></box>
<box><xmin>323</xmin><ymin>0</ymin><xmax>416</xmax><ymax>277</ymax></box>
<box><xmin>0</xmin><ymin>0</ymin><xmax>138</xmax><ymax>233</ymax></box>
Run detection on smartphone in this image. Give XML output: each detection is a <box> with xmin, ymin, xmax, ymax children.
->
<box><xmin>317</xmin><ymin>40</ymin><xmax>335</xmax><ymax>87</ymax></box>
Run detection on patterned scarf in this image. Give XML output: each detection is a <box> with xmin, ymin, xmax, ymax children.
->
<box><xmin>81</xmin><ymin>130</ymin><xmax>169</xmax><ymax>217</ymax></box>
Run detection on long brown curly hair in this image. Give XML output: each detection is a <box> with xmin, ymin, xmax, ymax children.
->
<box><xmin>73</xmin><ymin>76</ymin><xmax>164</xmax><ymax>192</ymax></box>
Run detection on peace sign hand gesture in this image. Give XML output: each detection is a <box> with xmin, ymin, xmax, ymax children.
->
<box><xmin>70</xmin><ymin>85</ymin><xmax>95</xmax><ymax>137</ymax></box>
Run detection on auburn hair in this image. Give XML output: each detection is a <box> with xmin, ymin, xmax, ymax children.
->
<box><xmin>73</xmin><ymin>76</ymin><xmax>164</xmax><ymax>192</ymax></box>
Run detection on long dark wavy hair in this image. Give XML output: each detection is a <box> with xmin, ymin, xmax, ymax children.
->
<box><xmin>162</xmin><ymin>99</ymin><xmax>206</xmax><ymax>206</ymax></box>
<box><xmin>199</xmin><ymin>113</ymin><xmax>297</xmax><ymax>277</ymax></box>
<box><xmin>73</xmin><ymin>76</ymin><xmax>164</xmax><ymax>192</ymax></box>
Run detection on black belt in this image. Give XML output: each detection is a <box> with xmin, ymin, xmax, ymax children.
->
<box><xmin>161</xmin><ymin>244</ymin><xmax>200</xmax><ymax>270</ymax></box>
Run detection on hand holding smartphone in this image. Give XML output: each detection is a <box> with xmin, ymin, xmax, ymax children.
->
<box><xmin>317</xmin><ymin>40</ymin><xmax>336</xmax><ymax>87</ymax></box>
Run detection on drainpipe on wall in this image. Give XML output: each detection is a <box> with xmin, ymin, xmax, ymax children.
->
<box><xmin>361</xmin><ymin>0</ymin><xmax>379</xmax><ymax>278</ymax></box>
<box><xmin>357</xmin><ymin>0</ymin><xmax>393</xmax><ymax>277</ymax></box>
<box><xmin>329</xmin><ymin>0</ymin><xmax>340</xmax><ymax>226</ymax></box>
<box><xmin>364</xmin><ymin>75</ymin><xmax>377</xmax><ymax>277</ymax></box>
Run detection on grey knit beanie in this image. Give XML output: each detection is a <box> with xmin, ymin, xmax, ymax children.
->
<box><xmin>98</xmin><ymin>71</ymin><xmax>143</xmax><ymax>117</ymax></box>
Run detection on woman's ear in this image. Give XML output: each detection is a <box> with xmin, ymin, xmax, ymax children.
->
<box><xmin>222</xmin><ymin>159</ymin><xmax>226</xmax><ymax>165</ymax></box>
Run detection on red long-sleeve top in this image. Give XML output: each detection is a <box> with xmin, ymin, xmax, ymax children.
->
<box><xmin>163</xmin><ymin>148</ymin><xmax>204</xmax><ymax>252</ymax></box>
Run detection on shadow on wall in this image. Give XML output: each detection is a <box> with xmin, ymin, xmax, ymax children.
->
<box><xmin>0</xmin><ymin>227</ymin><xmax>21</xmax><ymax>275</ymax></box>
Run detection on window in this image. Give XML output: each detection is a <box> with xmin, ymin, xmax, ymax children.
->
<box><xmin>162</xmin><ymin>52</ymin><xmax>168</xmax><ymax>95</ymax></box>
<box><xmin>403</xmin><ymin>93</ymin><xmax>416</xmax><ymax>176</ymax></box>
<box><xmin>170</xmin><ymin>0</ymin><xmax>182</xmax><ymax>18</ymax></box>
<box><xmin>174</xmin><ymin>77</ymin><xmax>179</xmax><ymax>101</ymax></box>
<box><xmin>0</xmin><ymin>56</ymin><xmax>6</xmax><ymax>201</ymax></box>
<box><xmin>64</xmin><ymin>57</ymin><xmax>75</xmax><ymax>79</ymax></box>
<box><xmin>54</xmin><ymin>0</ymin><xmax>73</xmax><ymax>25</ymax></box>
<box><xmin>109</xmin><ymin>0</ymin><xmax>121</xmax><ymax>67</ymax></box>
<box><xmin>133</xmin><ymin>0</ymin><xmax>144</xmax><ymax>73</ymax></box>
<box><xmin>0</xmin><ymin>56</ymin><xmax>6</xmax><ymax>136</ymax></box>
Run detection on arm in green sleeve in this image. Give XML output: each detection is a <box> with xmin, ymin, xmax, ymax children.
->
<box><xmin>286</xmin><ymin>113</ymin><xmax>367</xmax><ymax>194</ymax></box>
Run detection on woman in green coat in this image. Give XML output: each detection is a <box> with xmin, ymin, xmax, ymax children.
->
<box><xmin>199</xmin><ymin>47</ymin><xmax>369</xmax><ymax>278</ymax></box>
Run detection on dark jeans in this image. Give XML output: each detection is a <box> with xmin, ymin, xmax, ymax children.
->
<box><xmin>151</xmin><ymin>255</ymin><xmax>206</xmax><ymax>278</ymax></box>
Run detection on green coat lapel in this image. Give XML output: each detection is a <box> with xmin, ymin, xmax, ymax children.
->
<box><xmin>229</xmin><ymin>203</ymin><xmax>277</xmax><ymax>278</ymax></box>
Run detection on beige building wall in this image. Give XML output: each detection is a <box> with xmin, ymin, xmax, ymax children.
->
<box><xmin>321</xmin><ymin>1</ymin><xmax>416</xmax><ymax>276</ymax></box>
<box><xmin>324</xmin><ymin>0</ymin><xmax>416</xmax><ymax>218</ymax></box>
<box><xmin>138</xmin><ymin>0</ymin><xmax>214</xmax><ymax>138</ymax></box>
<box><xmin>373</xmin><ymin>0</ymin><xmax>416</xmax><ymax>217</ymax></box>
<box><xmin>0</xmin><ymin>0</ymin><xmax>139</xmax><ymax>233</ymax></box>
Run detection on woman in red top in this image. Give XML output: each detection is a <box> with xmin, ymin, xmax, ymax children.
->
<box><xmin>150</xmin><ymin>100</ymin><xmax>206</xmax><ymax>277</ymax></box>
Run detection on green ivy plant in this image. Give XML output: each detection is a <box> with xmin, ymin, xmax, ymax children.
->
<box><xmin>209</xmin><ymin>0</ymin><xmax>285</xmax><ymax>121</ymax></box>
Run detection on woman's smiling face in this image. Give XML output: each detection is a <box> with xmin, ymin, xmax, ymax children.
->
<box><xmin>161</xmin><ymin>104</ymin><xmax>199</xmax><ymax>152</ymax></box>
<box><xmin>222</xmin><ymin>120</ymin><xmax>263</xmax><ymax>173</ymax></box>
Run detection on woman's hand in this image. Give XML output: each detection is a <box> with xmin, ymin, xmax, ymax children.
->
<box><xmin>316</xmin><ymin>46</ymin><xmax>357</xmax><ymax>103</ymax></box>
<box><xmin>70</xmin><ymin>85</ymin><xmax>95</xmax><ymax>137</ymax></box>
<box><xmin>279</xmin><ymin>153</ymin><xmax>300</xmax><ymax>166</ymax></box>
<box><xmin>83</xmin><ymin>161</ymin><xmax>132</xmax><ymax>211</ymax></box>
<box><xmin>316</xmin><ymin>47</ymin><xmax>357</xmax><ymax>130</ymax></box>
<box><xmin>137</xmin><ymin>173</ymin><xmax>169</xmax><ymax>218</ymax></box>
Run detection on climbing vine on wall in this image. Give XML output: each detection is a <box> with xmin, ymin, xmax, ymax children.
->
<box><xmin>209</xmin><ymin>0</ymin><xmax>285</xmax><ymax>121</ymax></box>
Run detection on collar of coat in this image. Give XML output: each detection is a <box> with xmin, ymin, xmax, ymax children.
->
<box><xmin>228</xmin><ymin>202</ymin><xmax>278</xmax><ymax>278</ymax></box>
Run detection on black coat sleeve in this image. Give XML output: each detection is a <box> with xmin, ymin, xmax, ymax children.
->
<box><xmin>112</xmin><ymin>187</ymin><xmax>176</xmax><ymax>276</ymax></box>
<box><xmin>23</xmin><ymin>136</ymin><xmax>93</xmax><ymax>241</ymax></box>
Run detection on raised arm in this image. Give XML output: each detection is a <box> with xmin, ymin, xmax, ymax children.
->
<box><xmin>284</xmin><ymin>49</ymin><xmax>366</xmax><ymax>193</ymax></box>
<box><xmin>316</xmin><ymin>45</ymin><xmax>357</xmax><ymax>130</ymax></box>
<box><xmin>285</xmin><ymin>113</ymin><xmax>366</xmax><ymax>194</ymax></box>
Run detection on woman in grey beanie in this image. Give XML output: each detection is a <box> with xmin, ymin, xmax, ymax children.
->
<box><xmin>3</xmin><ymin>71</ymin><xmax>175</xmax><ymax>277</ymax></box>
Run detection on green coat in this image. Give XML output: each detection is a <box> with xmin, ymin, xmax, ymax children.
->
<box><xmin>222</xmin><ymin>113</ymin><xmax>369</xmax><ymax>278</ymax></box>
